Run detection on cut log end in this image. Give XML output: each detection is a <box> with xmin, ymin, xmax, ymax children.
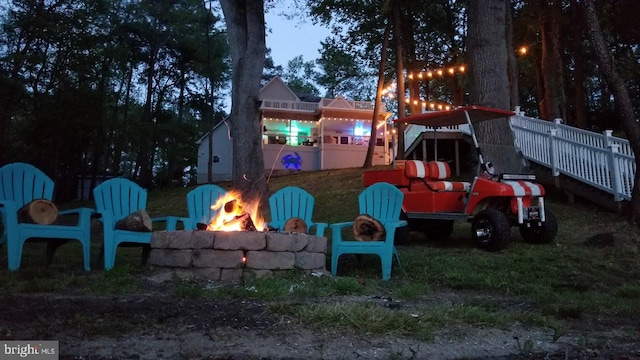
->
<box><xmin>18</xmin><ymin>199</ymin><xmax>58</xmax><ymax>225</ymax></box>
<box><xmin>284</xmin><ymin>217</ymin><xmax>307</xmax><ymax>233</ymax></box>
<box><xmin>115</xmin><ymin>209</ymin><xmax>152</xmax><ymax>232</ymax></box>
<box><xmin>353</xmin><ymin>214</ymin><xmax>385</xmax><ymax>241</ymax></box>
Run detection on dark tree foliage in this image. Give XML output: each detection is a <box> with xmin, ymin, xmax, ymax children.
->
<box><xmin>0</xmin><ymin>0</ymin><xmax>230</xmax><ymax>200</ymax></box>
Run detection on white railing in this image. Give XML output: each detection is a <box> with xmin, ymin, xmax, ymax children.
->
<box><xmin>320</xmin><ymin>98</ymin><xmax>379</xmax><ymax>111</ymax></box>
<box><xmin>510</xmin><ymin>114</ymin><xmax>635</xmax><ymax>201</ymax></box>
<box><xmin>261</xmin><ymin>98</ymin><xmax>384</xmax><ymax>113</ymax></box>
<box><xmin>260</xmin><ymin>100</ymin><xmax>318</xmax><ymax>112</ymax></box>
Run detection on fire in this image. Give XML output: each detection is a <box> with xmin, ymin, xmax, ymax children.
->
<box><xmin>207</xmin><ymin>190</ymin><xmax>266</xmax><ymax>231</ymax></box>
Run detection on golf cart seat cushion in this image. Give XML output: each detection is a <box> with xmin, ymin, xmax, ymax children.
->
<box><xmin>426</xmin><ymin>162</ymin><xmax>470</xmax><ymax>191</ymax></box>
<box><xmin>404</xmin><ymin>160</ymin><xmax>430</xmax><ymax>179</ymax></box>
<box><xmin>405</xmin><ymin>160</ymin><xmax>470</xmax><ymax>192</ymax></box>
<box><xmin>426</xmin><ymin>161</ymin><xmax>451</xmax><ymax>179</ymax></box>
<box><xmin>427</xmin><ymin>180</ymin><xmax>471</xmax><ymax>191</ymax></box>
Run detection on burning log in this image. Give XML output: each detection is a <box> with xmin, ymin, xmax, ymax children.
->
<box><xmin>18</xmin><ymin>199</ymin><xmax>59</xmax><ymax>224</ymax></box>
<box><xmin>224</xmin><ymin>199</ymin><xmax>238</xmax><ymax>213</ymax></box>
<box><xmin>223</xmin><ymin>212</ymin><xmax>257</xmax><ymax>231</ymax></box>
<box><xmin>196</xmin><ymin>222</ymin><xmax>208</xmax><ymax>231</ymax></box>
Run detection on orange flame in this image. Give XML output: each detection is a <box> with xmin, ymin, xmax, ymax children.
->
<box><xmin>207</xmin><ymin>190</ymin><xmax>266</xmax><ymax>231</ymax></box>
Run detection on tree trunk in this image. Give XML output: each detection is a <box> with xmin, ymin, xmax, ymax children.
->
<box><xmin>18</xmin><ymin>199</ymin><xmax>58</xmax><ymax>225</ymax></box>
<box><xmin>467</xmin><ymin>0</ymin><xmax>525</xmax><ymax>174</ymax></box>
<box><xmin>392</xmin><ymin>0</ymin><xmax>406</xmax><ymax>161</ymax></box>
<box><xmin>219</xmin><ymin>0</ymin><xmax>268</xmax><ymax>205</ymax></box>
<box><xmin>505</xmin><ymin>0</ymin><xmax>520</xmax><ymax>109</ymax></box>
<box><xmin>570</xmin><ymin>0</ymin><xmax>587</xmax><ymax>129</ymax></box>
<box><xmin>582</xmin><ymin>0</ymin><xmax>640</xmax><ymax>224</ymax></box>
<box><xmin>363</xmin><ymin>20</ymin><xmax>391</xmax><ymax>169</ymax></box>
<box><xmin>539</xmin><ymin>0</ymin><xmax>565</xmax><ymax>120</ymax></box>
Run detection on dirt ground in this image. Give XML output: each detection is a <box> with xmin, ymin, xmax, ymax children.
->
<box><xmin>1</xmin><ymin>274</ymin><xmax>639</xmax><ymax>360</ymax></box>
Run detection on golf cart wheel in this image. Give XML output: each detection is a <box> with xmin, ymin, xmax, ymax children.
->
<box><xmin>519</xmin><ymin>209</ymin><xmax>558</xmax><ymax>244</ymax></box>
<box><xmin>394</xmin><ymin>211</ymin><xmax>410</xmax><ymax>244</ymax></box>
<box><xmin>414</xmin><ymin>219</ymin><xmax>454</xmax><ymax>241</ymax></box>
<box><xmin>471</xmin><ymin>209</ymin><xmax>511</xmax><ymax>251</ymax></box>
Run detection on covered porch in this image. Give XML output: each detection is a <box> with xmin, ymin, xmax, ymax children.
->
<box><xmin>260</xmin><ymin>97</ymin><xmax>394</xmax><ymax>172</ymax></box>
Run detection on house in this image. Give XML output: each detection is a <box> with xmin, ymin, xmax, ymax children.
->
<box><xmin>196</xmin><ymin>76</ymin><xmax>393</xmax><ymax>183</ymax></box>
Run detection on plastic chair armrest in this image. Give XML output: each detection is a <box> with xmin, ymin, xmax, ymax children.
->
<box><xmin>59</xmin><ymin>207</ymin><xmax>96</xmax><ymax>217</ymax></box>
<box><xmin>329</xmin><ymin>221</ymin><xmax>354</xmax><ymax>231</ymax></box>
<box><xmin>310</xmin><ymin>222</ymin><xmax>329</xmax><ymax>237</ymax></box>
<box><xmin>150</xmin><ymin>216</ymin><xmax>188</xmax><ymax>231</ymax></box>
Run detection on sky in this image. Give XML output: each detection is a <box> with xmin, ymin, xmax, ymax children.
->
<box><xmin>264</xmin><ymin>3</ymin><xmax>332</xmax><ymax>69</ymax></box>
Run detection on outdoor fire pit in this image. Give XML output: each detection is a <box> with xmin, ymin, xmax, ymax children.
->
<box><xmin>149</xmin><ymin>229</ymin><xmax>328</xmax><ymax>281</ymax></box>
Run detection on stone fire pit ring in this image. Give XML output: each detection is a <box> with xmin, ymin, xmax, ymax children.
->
<box><xmin>149</xmin><ymin>230</ymin><xmax>328</xmax><ymax>282</ymax></box>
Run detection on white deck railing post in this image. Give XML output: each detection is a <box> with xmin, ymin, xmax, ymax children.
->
<box><xmin>608</xmin><ymin>143</ymin><xmax>623</xmax><ymax>201</ymax></box>
<box><xmin>549</xmin><ymin>128</ymin><xmax>559</xmax><ymax>177</ymax></box>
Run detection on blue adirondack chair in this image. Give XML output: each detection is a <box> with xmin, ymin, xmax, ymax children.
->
<box><xmin>0</xmin><ymin>162</ymin><xmax>95</xmax><ymax>271</ymax></box>
<box><xmin>93</xmin><ymin>178</ymin><xmax>164</xmax><ymax>270</ymax></box>
<box><xmin>181</xmin><ymin>184</ymin><xmax>228</xmax><ymax>230</ymax></box>
<box><xmin>330</xmin><ymin>182</ymin><xmax>407</xmax><ymax>281</ymax></box>
<box><xmin>268</xmin><ymin>186</ymin><xmax>328</xmax><ymax>236</ymax></box>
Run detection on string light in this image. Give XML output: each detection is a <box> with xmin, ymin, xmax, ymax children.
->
<box><xmin>407</xmin><ymin>64</ymin><xmax>466</xmax><ymax>80</ymax></box>
<box><xmin>401</xmin><ymin>98</ymin><xmax>453</xmax><ymax>111</ymax></box>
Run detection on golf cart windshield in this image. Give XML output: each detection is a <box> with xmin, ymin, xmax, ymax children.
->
<box><xmin>393</xmin><ymin>105</ymin><xmax>516</xmax><ymax>176</ymax></box>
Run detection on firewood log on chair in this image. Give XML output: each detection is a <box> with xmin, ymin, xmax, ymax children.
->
<box><xmin>115</xmin><ymin>209</ymin><xmax>152</xmax><ymax>232</ymax></box>
<box><xmin>353</xmin><ymin>214</ymin><xmax>385</xmax><ymax>241</ymax></box>
<box><xmin>17</xmin><ymin>199</ymin><xmax>59</xmax><ymax>224</ymax></box>
<box><xmin>283</xmin><ymin>217</ymin><xmax>307</xmax><ymax>233</ymax></box>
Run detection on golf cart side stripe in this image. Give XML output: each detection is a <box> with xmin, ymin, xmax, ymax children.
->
<box><xmin>503</xmin><ymin>181</ymin><xmax>525</xmax><ymax>196</ymax></box>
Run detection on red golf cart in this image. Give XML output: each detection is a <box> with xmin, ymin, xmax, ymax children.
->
<box><xmin>363</xmin><ymin>106</ymin><xmax>557</xmax><ymax>251</ymax></box>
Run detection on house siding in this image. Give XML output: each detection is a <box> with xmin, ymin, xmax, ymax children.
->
<box><xmin>197</xmin><ymin>127</ymin><xmax>233</xmax><ymax>183</ymax></box>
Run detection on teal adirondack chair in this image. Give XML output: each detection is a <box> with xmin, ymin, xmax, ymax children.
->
<box><xmin>0</xmin><ymin>162</ymin><xmax>95</xmax><ymax>271</ymax></box>
<box><xmin>182</xmin><ymin>184</ymin><xmax>228</xmax><ymax>230</ymax></box>
<box><xmin>330</xmin><ymin>182</ymin><xmax>407</xmax><ymax>281</ymax></box>
<box><xmin>268</xmin><ymin>186</ymin><xmax>327</xmax><ymax>236</ymax></box>
<box><xmin>93</xmin><ymin>178</ymin><xmax>165</xmax><ymax>270</ymax></box>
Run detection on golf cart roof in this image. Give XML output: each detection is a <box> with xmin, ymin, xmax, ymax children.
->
<box><xmin>393</xmin><ymin>105</ymin><xmax>515</xmax><ymax>127</ymax></box>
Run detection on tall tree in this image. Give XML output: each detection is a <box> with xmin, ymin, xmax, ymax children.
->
<box><xmin>392</xmin><ymin>0</ymin><xmax>406</xmax><ymax>159</ymax></box>
<box><xmin>282</xmin><ymin>55</ymin><xmax>319</xmax><ymax>94</ymax></box>
<box><xmin>467</xmin><ymin>0</ymin><xmax>524</xmax><ymax>174</ymax></box>
<box><xmin>364</xmin><ymin>19</ymin><xmax>391</xmax><ymax>169</ymax></box>
<box><xmin>538</xmin><ymin>0</ymin><xmax>566</xmax><ymax>120</ymax></box>
<box><xmin>219</xmin><ymin>0</ymin><xmax>268</xmax><ymax>203</ymax></box>
<box><xmin>583</xmin><ymin>0</ymin><xmax>640</xmax><ymax>223</ymax></box>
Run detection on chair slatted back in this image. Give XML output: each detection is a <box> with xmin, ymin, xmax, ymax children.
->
<box><xmin>187</xmin><ymin>184</ymin><xmax>227</xmax><ymax>224</ymax></box>
<box><xmin>358</xmin><ymin>182</ymin><xmax>404</xmax><ymax>224</ymax></box>
<box><xmin>93</xmin><ymin>178</ymin><xmax>147</xmax><ymax>220</ymax></box>
<box><xmin>269</xmin><ymin>186</ymin><xmax>315</xmax><ymax>230</ymax></box>
<box><xmin>0</xmin><ymin>162</ymin><xmax>54</xmax><ymax>207</ymax></box>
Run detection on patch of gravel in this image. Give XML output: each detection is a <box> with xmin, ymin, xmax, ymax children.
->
<box><xmin>2</xmin><ymin>287</ymin><xmax>639</xmax><ymax>360</ymax></box>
